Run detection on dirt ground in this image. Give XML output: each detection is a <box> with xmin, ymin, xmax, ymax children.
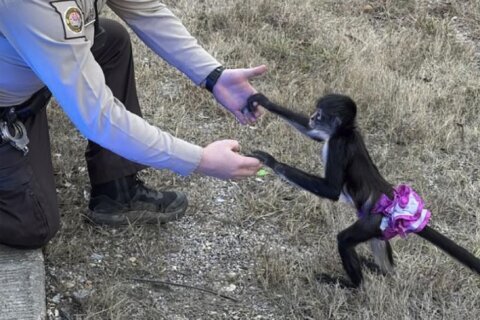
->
<box><xmin>44</xmin><ymin>1</ymin><xmax>479</xmax><ymax>319</ymax></box>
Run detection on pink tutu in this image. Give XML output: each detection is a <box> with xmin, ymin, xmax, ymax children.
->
<box><xmin>371</xmin><ymin>185</ymin><xmax>431</xmax><ymax>240</ymax></box>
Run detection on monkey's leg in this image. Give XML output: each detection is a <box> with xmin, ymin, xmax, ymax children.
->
<box><xmin>336</xmin><ymin>214</ymin><xmax>383</xmax><ymax>287</ymax></box>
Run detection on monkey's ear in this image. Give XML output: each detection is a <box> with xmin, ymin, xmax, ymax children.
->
<box><xmin>333</xmin><ymin>116</ymin><xmax>342</xmax><ymax>128</ymax></box>
<box><xmin>247</xmin><ymin>93</ymin><xmax>270</xmax><ymax>112</ymax></box>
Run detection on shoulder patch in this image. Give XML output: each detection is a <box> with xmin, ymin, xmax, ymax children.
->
<box><xmin>50</xmin><ymin>1</ymin><xmax>85</xmax><ymax>40</ymax></box>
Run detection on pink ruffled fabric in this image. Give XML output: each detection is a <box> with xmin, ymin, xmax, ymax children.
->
<box><xmin>372</xmin><ymin>185</ymin><xmax>431</xmax><ymax>240</ymax></box>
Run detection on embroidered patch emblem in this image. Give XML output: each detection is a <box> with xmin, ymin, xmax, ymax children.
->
<box><xmin>50</xmin><ymin>1</ymin><xmax>86</xmax><ymax>40</ymax></box>
<box><xmin>65</xmin><ymin>7</ymin><xmax>83</xmax><ymax>33</ymax></box>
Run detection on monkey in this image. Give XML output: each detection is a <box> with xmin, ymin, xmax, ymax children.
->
<box><xmin>246</xmin><ymin>92</ymin><xmax>480</xmax><ymax>288</ymax></box>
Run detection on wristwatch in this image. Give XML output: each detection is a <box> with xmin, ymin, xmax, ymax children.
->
<box><xmin>204</xmin><ymin>66</ymin><xmax>225</xmax><ymax>93</ymax></box>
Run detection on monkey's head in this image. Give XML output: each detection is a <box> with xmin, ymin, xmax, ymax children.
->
<box><xmin>308</xmin><ymin>94</ymin><xmax>357</xmax><ymax>139</ymax></box>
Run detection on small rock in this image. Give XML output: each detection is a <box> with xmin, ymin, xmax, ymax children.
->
<box><xmin>72</xmin><ymin>289</ymin><xmax>91</xmax><ymax>305</ymax></box>
<box><xmin>51</xmin><ymin>293</ymin><xmax>62</xmax><ymax>304</ymax></box>
<box><xmin>226</xmin><ymin>272</ymin><xmax>238</xmax><ymax>281</ymax></box>
<box><xmin>84</xmin><ymin>280</ymin><xmax>93</xmax><ymax>289</ymax></box>
<box><xmin>222</xmin><ymin>284</ymin><xmax>236</xmax><ymax>292</ymax></box>
<box><xmin>90</xmin><ymin>253</ymin><xmax>104</xmax><ymax>262</ymax></box>
<box><xmin>362</xmin><ymin>4</ymin><xmax>374</xmax><ymax>14</ymax></box>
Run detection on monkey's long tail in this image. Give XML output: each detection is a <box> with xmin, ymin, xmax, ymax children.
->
<box><xmin>416</xmin><ymin>225</ymin><xmax>480</xmax><ymax>274</ymax></box>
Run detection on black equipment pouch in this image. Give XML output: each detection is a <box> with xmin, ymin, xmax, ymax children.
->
<box><xmin>0</xmin><ymin>87</ymin><xmax>52</xmax><ymax>155</ymax></box>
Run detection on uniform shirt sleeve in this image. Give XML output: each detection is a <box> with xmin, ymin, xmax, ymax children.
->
<box><xmin>0</xmin><ymin>0</ymin><xmax>203</xmax><ymax>175</ymax></box>
<box><xmin>106</xmin><ymin>0</ymin><xmax>222</xmax><ymax>85</ymax></box>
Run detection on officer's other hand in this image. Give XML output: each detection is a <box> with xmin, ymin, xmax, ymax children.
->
<box><xmin>212</xmin><ymin>65</ymin><xmax>267</xmax><ymax>125</ymax></box>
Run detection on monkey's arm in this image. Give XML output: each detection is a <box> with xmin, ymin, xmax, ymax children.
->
<box><xmin>250</xmin><ymin>149</ymin><xmax>345</xmax><ymax>201</ymax></box>
<box><xmin>247</xmin><ymin>93</ymin><xmax>319</xmax><ymax>140</ymax></box>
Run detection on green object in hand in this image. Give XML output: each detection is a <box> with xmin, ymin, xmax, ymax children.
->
<box><xmin>256</xmin><ymin>168</ymin><xmax>268</xmax><ymax>177</ymax></box>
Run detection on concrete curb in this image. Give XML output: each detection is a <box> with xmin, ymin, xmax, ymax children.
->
<box><xmin>0</xmin><ymin>245</ymin><xmax>46</xmax><ymax>320</ymax></box>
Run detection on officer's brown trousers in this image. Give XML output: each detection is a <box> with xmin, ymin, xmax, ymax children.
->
<box><xmin>0</xmin><ymin>19</ymin><xmax>145</xmax><ymax>248</ymax></box>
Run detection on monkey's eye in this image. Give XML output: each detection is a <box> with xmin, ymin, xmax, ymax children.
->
<box><xmin>316</xmin><ymin>112</ymin><xmax>322</xmax><ymax>121</ymax></box>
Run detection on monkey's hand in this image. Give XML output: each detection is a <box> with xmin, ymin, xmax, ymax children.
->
<box><xmin>248</xmin><ymin>150</ymin><xmax>277</xmax><ymax>168</ymax></box>
<box><xmin>247</xmin><ymin>93</ymin><xmax>271</xmax><ymax>113</ymax></box>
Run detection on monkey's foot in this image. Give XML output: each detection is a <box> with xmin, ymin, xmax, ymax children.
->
<box><xmin>359</xmin><ymin>257</ymin><xmax>385</xmax><ymax>275</ymax></box>
<box><xmin>315</xmin><ymin>273</ymin><xmax>357</xmax><ymax>289</ymax></box>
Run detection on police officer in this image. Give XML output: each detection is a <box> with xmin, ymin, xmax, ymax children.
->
<box><xmin>0</xmin><ymin>0</ymin><xmax>265</xmax><ymax>248</ymax></box>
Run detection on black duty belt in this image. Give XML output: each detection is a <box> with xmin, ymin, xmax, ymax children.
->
<box><xmin>0</xmin><ymin>87</ymin><xmax>52</xmax><ymax>154</ymax></box>
<box><xmin>0</xmin><ymin>86</ymin><xmax>52</xmax><ymax>122</ymax></box>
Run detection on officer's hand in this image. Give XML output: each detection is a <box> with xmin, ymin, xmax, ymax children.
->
<box><xmin>195</xmin><ymin>140</ymin><xmax>261</xmax><ymax>180</ymax></box>
<box><xmin>212</xmin><ymin>65</ymin><xmax>267</xmax><ymax>125</ymax></box>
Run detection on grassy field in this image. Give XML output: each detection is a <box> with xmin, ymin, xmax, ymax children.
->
<box><xmin>45</xmin><ymin>0</ymin><xmax>480</xmax><ymax>319</ymax></box>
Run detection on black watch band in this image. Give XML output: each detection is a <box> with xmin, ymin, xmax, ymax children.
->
<box><xmin>204</xmin><ymin>66</ymin><xmax>225</xmax><ymax>93</ymax></box>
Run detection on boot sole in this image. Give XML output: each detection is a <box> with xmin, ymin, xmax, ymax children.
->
<box><xmin>85</xmin><ymin>202</ymin><xmax>187</xmax><ymax>226</ymax></box>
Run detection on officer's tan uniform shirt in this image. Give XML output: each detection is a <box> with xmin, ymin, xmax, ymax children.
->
<box><xmin>0</xmin><ymin>0</ymin><xmax>222</xmax><ymax>175</ymax></box>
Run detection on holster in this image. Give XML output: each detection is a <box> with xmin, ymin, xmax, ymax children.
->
<box><xmin>1</xmin><ymin>86</ymin><xmax>52</xmax><ymax>122</ymax></box>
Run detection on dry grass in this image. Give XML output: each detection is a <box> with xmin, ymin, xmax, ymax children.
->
<box><xmin>45</xmin><ymin>0</ymin><xmax>480</xmax><ymax>319</ymax></box>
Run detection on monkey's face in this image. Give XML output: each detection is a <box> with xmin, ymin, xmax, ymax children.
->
<box><xmin>306</xmin><ymin>108</ymin><xmax>336</xmax><ymax>141</ymax></box>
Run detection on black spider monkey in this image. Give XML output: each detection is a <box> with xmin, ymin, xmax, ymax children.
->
<box><xmin>247</xmin><ymin>93</ymin><xmax>480</xmax><ymax>288</ymax></box>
